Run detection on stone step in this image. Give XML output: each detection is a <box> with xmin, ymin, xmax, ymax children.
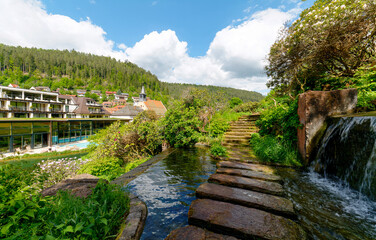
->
<box><xmin>222</xmin><ymin>139</ymin><xmax>250</xmax><ymax>144</ymax></box>
<box><xmin>229</xmin><ymin>126</ymin><xmax>257</xmax><ymax>129</ymax></box>
<box><xmin>224</xmin><ymin>132</ymin><xmax>255</xmax><ymax>136</ymax></box>
<box><xmin>165</xmin><ymin>225</ymin><xmax>239</xmax><ymax>240</ymax></box>
<box><xmin>223</xmin><ymin>135</ymin><xmax>252</xmax><ymax>140</ymax></box>
<box><xmin>222</xmin><ymin>143</ymin><xmax>250</xmax><ymax>148</ymax></box>
<box><xmin>230</xmin><ymin>122</ymin><xmax>255</xmax><ymax>126</ymax></box>
<box><xmin>188</xmin><ymin>199</ymin><xmax>306</xmax><ymax>240</ymax></box>
<box><xmin>218</xmin><ymin>161</ymin><xmax>276</xmax><ymax>174</ymax></box>
<box><xmin>208</xmin><ymin>173</ymin><xmax>284</xmax><ymax>196</ymax></box>
<box><xmin>216</xmin><ymin>168</ymin><xmax>282</xmax><ymax>183</ymax></box>
<box><xmin>226</xmin><ymin>128</ymin><xmax>257</xmax><ymax>132</ymax></box>
<box><xmin>196</xmin><ymin>183</ymin><xmax>295</xmax><ymax>218</ymax></box>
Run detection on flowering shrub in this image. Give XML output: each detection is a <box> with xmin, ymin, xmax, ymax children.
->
<box><xmin>32</xmin><ymin>157</ymin><xmax>89</xmax><ymax>190</ymax></box>
<box><xmin>267</xmin><ymin>0</ymin><xmax>376</xmax><ymax>92</ymax></box>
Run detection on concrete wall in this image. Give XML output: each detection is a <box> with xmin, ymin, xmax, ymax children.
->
<box><xmin>297</xmin><ymin>89</ymin><xmax>357</xmax><ymax>165</ymax></box>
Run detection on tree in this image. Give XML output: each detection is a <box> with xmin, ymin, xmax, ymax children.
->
<box><xmin>266</xmin><ymin>0</ymin><xmax>376</xmax><ymax>93</ymax></box>
<box><xmin>229</xmin><ymin>97</ymin><xmax>243</xmax><ymax>108</ymax></box>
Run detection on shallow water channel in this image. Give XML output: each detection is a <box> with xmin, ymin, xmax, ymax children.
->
<box><xmin>126</xmin><ymin>147</ymin><xmax>376</xmax><ymax>240</ymax></box>
<box><xmin>126</xmin><ymin>147</ymin><xmax>218</xmax><ymax>240</ymax></box>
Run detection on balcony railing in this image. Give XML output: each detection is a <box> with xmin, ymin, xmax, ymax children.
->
<box><xmin>9</xmin><ymin>106</ymin><xmax>28</xmax><ymax>111</ymax></box>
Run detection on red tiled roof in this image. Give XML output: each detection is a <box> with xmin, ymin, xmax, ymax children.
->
<box><xmin>144</xmin><ymin>100</ymin><xmax>167</xmax><ymax>116</ymax></box>
<box><xmin>104</xmin><ymin>105</ymin><xmax>126</xmax><ymax>114</ymax></box>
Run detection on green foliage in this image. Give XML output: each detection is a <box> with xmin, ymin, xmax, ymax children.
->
<box><xmin>88</xmin><ymin>112</ymin><xmax>163</xmax><ymax>164</ymax></box>
<box><xmin>163</xmin><ymin>101</ymin><xmax>201</xmax><ymax>148</ymax></box>
<box><xmin>266</xmin><ymin>0</ymin><xmax>376</xmax><ymax>93</ymax></box>
<box><xmin>233</xmin><ymin>101</ymin><xmax>260</xmax><ymax>113</ymax></box>
<box><xmin>0</xmin><ymin>164</ymin><xmax>129</xmax><ymax>239</ymax></box>
<box><xmin>0</xmin><ymin>44</ymin><xmax>169</xmax><ymax>102</ymax></box>
<box><xmin>351</xmin><ymin>66</ymin><xmax>376</xmax><ymax>110</ymax></box>
<box><xmin>257</xmin><ymin>95</ymin><xmax>300</xmax><ymax>145</ymax></box>
<box><xmin>165</xmin><ymin>82</ymin><xmax>264</xmax><ymax>103</ymax></box>
<box><xmin>0</xmin><ymin>44</ymin><xmax>265</xmax><ymax>104</ymax></box>
<box><xmin>357</xmin><ymin>90</ymin><xmax>376</xmax><ymax>110</ymax></box>
<box><xmin>250</xmin><ymin>133</ymin><xmax>301</xmax><ymax>166</ymax></box>
<box><xmin>83</xmin><ymin>112</ymin><xmax>164</xmax><ymax>179</ymax></box>
<box><xmin>207</xmin><ymin>119</ymin><xmax>229</xmax><ymax>138</ymax></box>
<box><xmin>210</xmin><ymin>142</ymin><xmax>227</xmax><ymax>159</ymax></box>
<box><xmin>78</xmin><ymin>157</ymin><xmax>124</xmax><ymax>181</ymax></box>
<box><xmin>229</xmin><ymin>97</ymin><xmax>243</xmax><ymax>108</ymax></box>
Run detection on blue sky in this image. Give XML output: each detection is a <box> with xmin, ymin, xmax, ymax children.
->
<box><xmin>0</xmin><ymin>0</ymin><xmax>315</xmax><ymax>93</ymax></box>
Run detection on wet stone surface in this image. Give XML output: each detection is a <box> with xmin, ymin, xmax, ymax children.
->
<box><xmin>208</xmin><ymin>173</ymin><xmax>284</xmax><ymax>196</ymax></box>
<box><xmin>165</xmin><ymin>225</ymin><xmax>239</xmax><ymax>240</ymax></box>
<box><xmin>196</xmin><ymin>183</ymin><xmax>295</xmax><ymax>218</ymax></box>
<box><xmin>188</xmin><ymin>199</ymin><xmax>306</xmax><ymax>240</ymax></box>
<box><xmin>216</xmin><ymin>167</ymin><xmax>282</xmax><ymax>183</ymax></box>
<box><xmin>217</xmin><ymin>161</ymin><xmax>276</xmax><ymax>174</ymax></box>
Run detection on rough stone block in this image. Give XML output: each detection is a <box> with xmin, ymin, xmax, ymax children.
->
<box><xmin>188</xmin><ymin>199</ymin><xmax>306</xmax><ymax>240</ymax></box>
<box><xmin>196</xmin><ymin>183</ymin><xmax>295</xmax><ymax>218</ymax></box>
<box><xmin>297</xmin><ymin>89</ymin><xmax>357</xmax><ymax>164</ymax></box>
<box><xmin>165</xmin><ymin>225</ymin><xmax>239</xmax><ymax>240</ymax></box>
<box><xmin>209</xmin><ymin>173</ymin><xmax>284</xmax><ymax>196</ymax></box>
<box><xmin>216</xmin><ymin>168</ymin><xmax>281</xmax><ymax>182</ymax></box>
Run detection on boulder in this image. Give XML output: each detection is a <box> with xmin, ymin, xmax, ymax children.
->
<box><xmin>41</xmin><ymin>174</ymin><xmax>105</xmax><ymax>198</ymax></box>
<box><xmin>188</xmin><ymin>199</ymin><xmax>306</xmax><ymax>240</ymax></box>
<box><xmin>208</xmin><ymin>174</ymin><xmax>284</xmax><ymax>196</ymax></box>
<box><xmin>165</xmin><ymin>225</ymin><xmax>239</xmax><ymax>240</ymax></box>
<box><xmin>216</xmin><ymin>168</ymin><xmax>281</xmax><ymax>183</ymax></box>
<box><xmin>196</xmin><ymin>183</ymin><xmax>295</xmax><ymax>218</ymax></box>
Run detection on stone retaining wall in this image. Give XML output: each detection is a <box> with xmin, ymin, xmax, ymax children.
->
<box><xmin>297</xmin><ymin>89</ymin><xmax>357</xmax><ymax>165</ymax></box>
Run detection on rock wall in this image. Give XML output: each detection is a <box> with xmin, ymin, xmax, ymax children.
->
<box><xmin>297</xmin><ymin>89</ymin><xmax>357</xmax><ymax>165</ymax></box>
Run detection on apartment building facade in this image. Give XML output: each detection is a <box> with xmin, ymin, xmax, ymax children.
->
<box><xmin>0</xmin><ymin>86</ymin><xmax>109</xmax><ymax>119</ymax></box>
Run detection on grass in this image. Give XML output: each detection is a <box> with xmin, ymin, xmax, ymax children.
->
<box><xmin>123</xmin><ymin>156</ymin><xmax>151</xmax><ymax>172</ymax></box>
<box><xmin>250</xmin><ymin>133</ymin><xmax>302</xmax><ymax>167</ymax></box>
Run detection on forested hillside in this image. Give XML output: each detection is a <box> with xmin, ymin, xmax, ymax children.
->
<box><xmin>0</xmin><ymin>44</ymin><xmax>263</xmax><ymax>104</ymax></box>
<box><xmin>165</xmin><ymin>83</ymin><xmax>263</xmax><ymax>103</ymax></box>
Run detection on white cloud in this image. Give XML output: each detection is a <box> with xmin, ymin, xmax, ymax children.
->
<box><xmin>0</xmin><ymin>0</ymin><xmax>301</xmax><ymax>93</ymax></box>
<box><xmin>0</xmin><ymin>0</ymin><xmax>126</xmax><ymax>60</ymax></box>
<box><xmin>124</xmin><ymin>8</ymin><xmax>297</xmax><ymax>93</ymax></box>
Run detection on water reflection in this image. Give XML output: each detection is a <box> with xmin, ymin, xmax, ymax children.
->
<box><xmin>126</xmin><ymin>147</ymin><xmax>217</xmax><ymax>240</ymax></box>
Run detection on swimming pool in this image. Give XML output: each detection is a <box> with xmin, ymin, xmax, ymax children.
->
<box><xmin>60</xmin><ymin>141</ymin><xmax>92</xmax><ymax>149</ymax></box>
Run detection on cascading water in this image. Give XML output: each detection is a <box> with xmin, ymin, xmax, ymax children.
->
<box><xmin>313</xmin><ymin>116</ymin><xmax>376</xmax><ymax>200</ymax></box>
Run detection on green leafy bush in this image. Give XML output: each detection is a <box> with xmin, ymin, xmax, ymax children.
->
<box><xmin>163</xmin><ymin>101</ymin><xmax>201</xmax><ymax>148</ymax></box>
<box><xmin>257</xmin><ymin>98</ymin><xmax>300</xmax><ymax>145</ymax></box>
<box><xmin>229</xmin><ymin>97</ymin><xmax>243</xmax><ymax>108</ymax></box>
<box><xmin>78</xmin><ymin>157</ymin><xmax>124</xmax><ymax>181</ymax></box>
<box><xmin>210</xmin><ymin>142</ymin><xmax>227</xmax><ymax>158</ymax></box>
<box><xmin>207</xmin><ymin>118</ymin><xmax>229</xmax><ymax>138</ymax></box>
<box><xmin>0</xmin><ymin>163</ymin><xmax>129</xmax><ymax>240</ymax></box>
<box><xmin>233</xmin><ymin>101</ymin><xmax>259</xmax><ymax>113</ymax></box>
<box><xmin>250</xmin><ymin>133</ymin><xmax>301</xmax><ymax>166</ymax></box>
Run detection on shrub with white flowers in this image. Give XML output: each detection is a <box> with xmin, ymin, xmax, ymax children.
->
<box><xmin>266</xmin><ymin>0</ymin><xmax>376</xmax><ymax>93</ymax></box>
<box><xmin>32</xmin><ymin>157</ymin><xmax>89</xmax><ymax>190</ymax></box>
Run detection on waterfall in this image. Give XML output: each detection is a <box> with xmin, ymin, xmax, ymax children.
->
<box><xmin>313</xmin><ymin>117</ymin><xmax>376</xmax><ymax>200</ymax></box>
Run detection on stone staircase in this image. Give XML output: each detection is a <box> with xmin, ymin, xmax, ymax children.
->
<box><xmin>165</xmin><ymin>115</ymin><xmax>306</xmax><ymax>240</ymax></box>
<box><xmin>222</xmin><ymin>115</ymin><xmax>260</xmax><ymax>163</ymax></box>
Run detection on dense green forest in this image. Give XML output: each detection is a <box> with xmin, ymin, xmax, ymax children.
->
<box><xmin>165</xmin><ymin>83</ymin><xmax>263</xmax><ymax>103</ymax></box>
<box><xmin>0</xmin><ymin>44</ymin><xmax>263</xmax><ymax>104</ymax></box>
